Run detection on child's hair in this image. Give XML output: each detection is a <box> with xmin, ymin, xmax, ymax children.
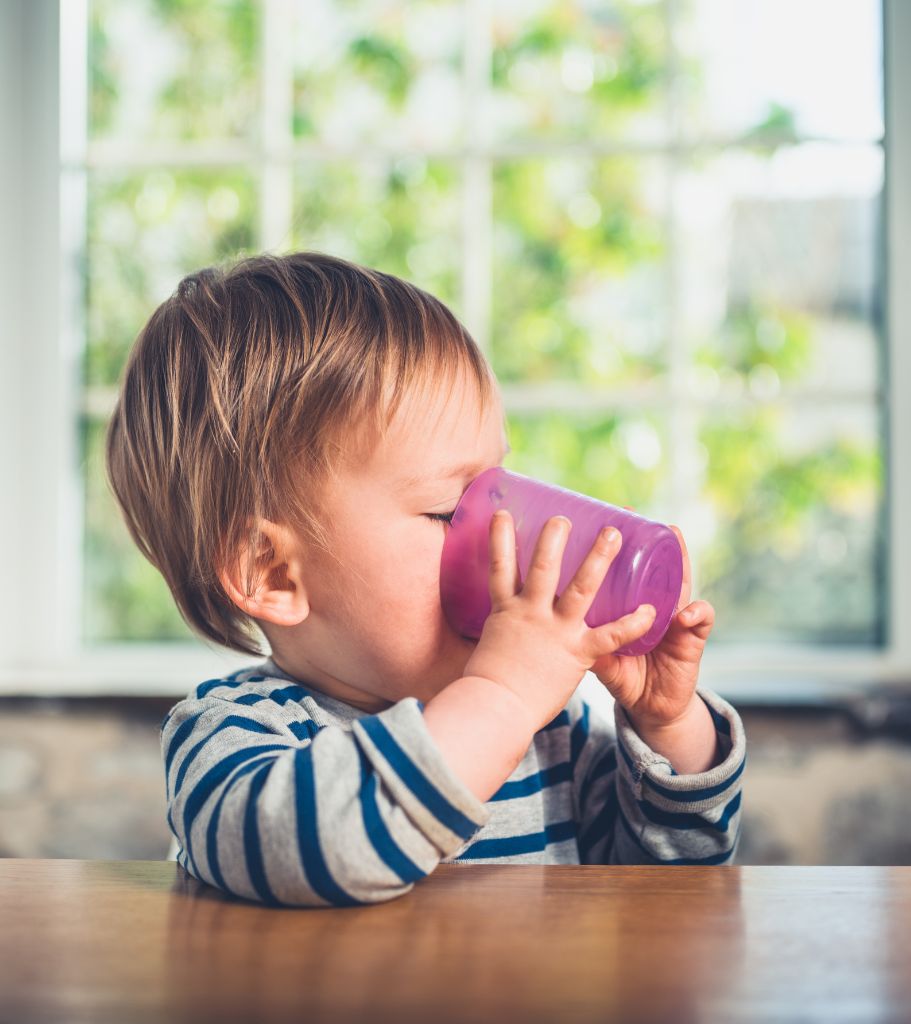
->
<box><xmin>104</xmin><ymin>250</ymin><xmax>496</xmax><ymax>656</ymax></box>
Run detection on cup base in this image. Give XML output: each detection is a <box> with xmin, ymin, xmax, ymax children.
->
<box><xmin>611</xmin><ymin>532</ymin><xmax>683</xmax><ymax>656</ymax></box>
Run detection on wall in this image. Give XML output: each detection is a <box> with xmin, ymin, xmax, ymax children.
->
<box><xmin>2</xmin><ymin>697</ymin><xmax>910</xmax><ymax>865</ymax></box>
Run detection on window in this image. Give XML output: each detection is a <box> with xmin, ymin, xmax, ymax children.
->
<box><xmin>1</xmin><ymin>0</ymin><xmax>908</xmax><ymax>697</ymax></box>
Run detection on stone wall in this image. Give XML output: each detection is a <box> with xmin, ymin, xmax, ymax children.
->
<box><xmin>2</xmin><ymin>696</ymin><xmax>910</xmax><ymax>865</ymax></box>
<box><xmin>0</xmin><ymin>698</ymin><xmax>171</xmax><ymax>860</ymax></box>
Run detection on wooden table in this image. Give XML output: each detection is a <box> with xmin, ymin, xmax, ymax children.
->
<box><xmin>1</xmin><ymin>860</ymin><xmax>910</xmax><ymax>1023</ymax></box>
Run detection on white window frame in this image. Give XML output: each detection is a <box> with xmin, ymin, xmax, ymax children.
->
<box><xmin>0</xmin><ymin>0</ymin><xmax>907</xmax><ymax>699</ymax></box>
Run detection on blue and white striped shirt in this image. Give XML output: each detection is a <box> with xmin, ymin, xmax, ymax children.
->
<box><xmin>161</xmin><ymin>656</ymin><xmax>746</xmax><ymax>906</ymax></box>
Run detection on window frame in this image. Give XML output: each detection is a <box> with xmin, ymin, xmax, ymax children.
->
<box><xmin>0</xmin><ymin>0</ymin><xmax>907</xmax><ymax>700</ymax></box>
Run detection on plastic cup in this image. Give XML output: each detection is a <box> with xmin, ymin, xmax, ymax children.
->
<box><xmin>440</xmin><ymin>466</ymin><xmax>684</xmax><ymax>657</ymax></box>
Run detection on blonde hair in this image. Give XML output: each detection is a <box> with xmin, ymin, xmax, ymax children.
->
<box><xmin>105</xmin><ymin>250</ymin><xmax>496</xmax><ymax>656</ymax></box>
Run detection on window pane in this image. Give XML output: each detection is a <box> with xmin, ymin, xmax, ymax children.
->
<box><xmin>492</xmin><ymin>156</ymin><xmax>668</xmax><ymax>386</ymax></box>
<box><xmin>85</xmin><ymin>169</ymin><xmax>257</xmax><ymax>388</ymax></box>
<box><xmin>75</xmin><ymin>0</ymin><xmax>889</xmax><ymax>659</ymax></box>
<box><xmin>82</xmin><ymin>417</ymin><xmax>195</xmax><ymax>644</ymax></box>
<box><xmin>504</xmin><ymin>410</ymin><xmax>669</xmax><ymax>514</ymax></box>
<box><xmin>490</xmin><ymin>0</ymin><xmax>667</xmax><ymax>144</ymax></box>
<box><xmin>290</xmin><ymin>159</ymin><xmax>462</xmax><ymax>310</ymax></box>
<box><xmin>89</xmin><ymin>0</ymin><xmax>260</xmax><ymax>143</ymax></box>
<box><xmin>695</xmin><ymin>404</ymin><xmax>885</xmax><ymax>645</ymax></box>
<box><xmin>677</xmin><ymin>143</ymin><xmax>884</xmax><ymax>397</ymax></box>
<box><xmin>678</xmin><ymin>0</ymin><xmax>883</xmax><ymax>142</ymax></box>
<box><xmin>83</xmin><ymin>169</ymin><xmax>256</xmax><ymax>643</ymax></box>
<box><xmin>292</xmin><ymin>1</ymin><xmax>463</xmax><ymax>147</ymax></box>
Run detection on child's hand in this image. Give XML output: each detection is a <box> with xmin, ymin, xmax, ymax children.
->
<box><xmin>461</xmin><ymin>511</ymin><xmax>658</xmax><ymax>735</ymax></box>
<box><xmin>589</xmin><ymin>514</ymin><xmax>715</xmax><ymax>733</ymax></box>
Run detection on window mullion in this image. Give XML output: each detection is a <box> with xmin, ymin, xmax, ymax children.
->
<box><xmin>259</xmin><ymin>0</ymin><xmax>295</xmax><ymax>252</ymax></box>
<box><xmin>460</xmin><ymin>0</ymin><xmax>492</xmax><ymax>356</ymax></box>
<box><xmin>884</xmin><ymin>0</ymin><xmax>911</xmax><ymax>676</ymax></box>
<box><xmin>72</xmin><ymin>132</ymin><xmax>886</xmax><ymax>171</ymax></box>
<box><xmin>0</xmin><ymin>0</ymin><xmax>27</xmax><ymax>668</ymax></box>
<box><xmin>61</xmin><ymin>0</ymin><xmax>90</xmax><ymax>665</ymax></box>
<box><xmin>4</xmin><ymin>0</ymin><xmax>85</xmax><ymax>670</ymax></box>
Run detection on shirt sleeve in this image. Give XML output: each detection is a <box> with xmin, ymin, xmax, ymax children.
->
<box><xmin>161</xmin><ymin>691</ymin><xmax>491</xmax><ymax>907</ymax></box>
<box><xmin>571</xmin><ymin>686</ymin><xmax>746</xmax><ymax>865</ymax></box>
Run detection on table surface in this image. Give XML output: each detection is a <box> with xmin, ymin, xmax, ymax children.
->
<box><xmin>1</xmin><ymin>860</ymin><xmax>910</xmax><ymax>1024</ymax></box>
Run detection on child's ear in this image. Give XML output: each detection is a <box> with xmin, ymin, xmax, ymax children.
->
<box><xmin>217</xmin><ymin>517</ymin><xmax>310</xmax><ymax>627</ymax></box>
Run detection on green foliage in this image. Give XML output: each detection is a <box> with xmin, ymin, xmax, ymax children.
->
<box><xmin>695</xmin><ymin>300</ymin><xmax>813</xmax><ymax>382</ymax></box>
<box><xmin>89</xmin><ymin>0</ymin><xmax>259</xmax><ymax>141</ymax></box>
<box><xmin>85</xmin><ymin>169</ymin><xmax>257</xmax><ymax>388</ymax></box>
<box><xmin>744</xmin><ymin>101</ymin><xmax>801</xmax><ymax>150</ymax></box>
<box><xmin>289</xmin><ymin>159</ymin><xmax>461</xmax><ymax>309</ymax></box>
<box><xmin>505</xmin><ymin>411</ymin><xmax>666</xmax><ymax>513</ymax></box>
<box><xmin>82</xmin><ymin>419</ymin><xmax>196</xmax><ymax>643</ymax></box>
<box><xmin>347</xmin><ymin>35</ymin><xmax>413</xmax><ymax>105</ymax></box>
<box><xmin>699</xmin><ymin>408</ymin><xmax>882</xmax><ymax>643</ymax></box>
<box><xmin>82</xmin><ymin>168</ymin><xmax>257</xmax><ymax>642</ymax></box>
<box><xmin>493</xmin><ymin>157</ymin><xmax>666</xmax><ymax>386</ymax></box>
<box><xmin>82</xmin><ymin>0</ymin><xmax>885</xmax><ymax>648</ymax></box>
<box><xmin>291</xmin><ymin>2</ymin><xmax>462</xmax><ymax>144</ymax></box>
<box><xmin>491</xmin><ymin>0</ymin><xmax>666</xmax><ymax>137</ymax></box>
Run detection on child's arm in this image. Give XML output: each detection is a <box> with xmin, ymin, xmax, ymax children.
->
<box><xmin>571</xmin><ymin>686</ymin><xmax>746</xmax><ymax>864</ymax></box>
<box><xmin>421</xmin><ymin>673</ymin><xmax>539</xmax><ymax>803</ymax></box>
<box><xmin>161</xmin><ymin>686</ymin><xmax>493</xmax><ymax>907</ymax></box>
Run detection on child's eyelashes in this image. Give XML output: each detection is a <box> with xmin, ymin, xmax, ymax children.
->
<box><xmin>424</xmin><ymin>510</ymin><xmax>456</xmax><ymax>524</ymax></box>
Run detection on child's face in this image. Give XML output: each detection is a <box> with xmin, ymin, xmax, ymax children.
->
<box><xmin>269</xmin><ymin>367</ymin><xmax>509</xmax><ymax>713</ymax></box>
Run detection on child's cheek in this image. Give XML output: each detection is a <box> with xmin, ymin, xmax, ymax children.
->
<box><xmin>374</xmin><ymin>525</ymin><xmax>437</xmax><ymax>591</ymax></box>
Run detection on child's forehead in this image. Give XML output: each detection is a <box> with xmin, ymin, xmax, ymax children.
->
<box><xmin>391</xmin><ymin>367</ymin><xmax>502</xmax><ymax>448</ymax></box>
<box><xmin>399</xmin><ymin>372</ymin><xmax>482</xmax><ymax>425</ymax></box>
<box><xmin>333</xmin><ymin>371</ymin><xmax>501</xmax><ymax>482</ymax></box>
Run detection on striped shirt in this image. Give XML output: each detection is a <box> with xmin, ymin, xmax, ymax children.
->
<box><xmin>161</xmin><ymin>656</ymin><xmax>746</xmax><ymax>906</ymax></box>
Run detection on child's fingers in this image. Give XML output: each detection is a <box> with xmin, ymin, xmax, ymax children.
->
<box><xmin>488</xmin><ymin>510</ymin><xmax>521</xmax><ymax>605</ymax></box>
<box><xmin>585</xmin><ymin>603</ymin><xmax>656</xmax><ymax>661</ymax></box>
<box><xmin>676</xmin><ymin>600</ymin><xmax>715</xmax><ymax>636</ymax></box>
<box><xmin>522</xmin><ymin>515</ymin><xmax>573</xmax><ymax>606</ymax></box>
<box><xmin>555</xmin><ymin>524</ymin><xmax>621</xmax><ymax>620</ymax></box>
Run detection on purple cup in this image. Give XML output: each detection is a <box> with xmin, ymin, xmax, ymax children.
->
<box><xmin>440</xmin><ymin>467</ymin><xmax>684</xmax><ymax>657</ymax></box>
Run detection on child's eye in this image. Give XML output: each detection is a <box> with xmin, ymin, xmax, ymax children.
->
<box><xmin>425</xmin><ymin>510</ymin><xmax>456</xmax><ymax>524</ymax></box>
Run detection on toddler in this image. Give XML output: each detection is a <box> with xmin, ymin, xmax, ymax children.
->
<box><xmin>106</xmin><ymin>250</ymin><xmax>746</xmax><ymax>906</ymax></box>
